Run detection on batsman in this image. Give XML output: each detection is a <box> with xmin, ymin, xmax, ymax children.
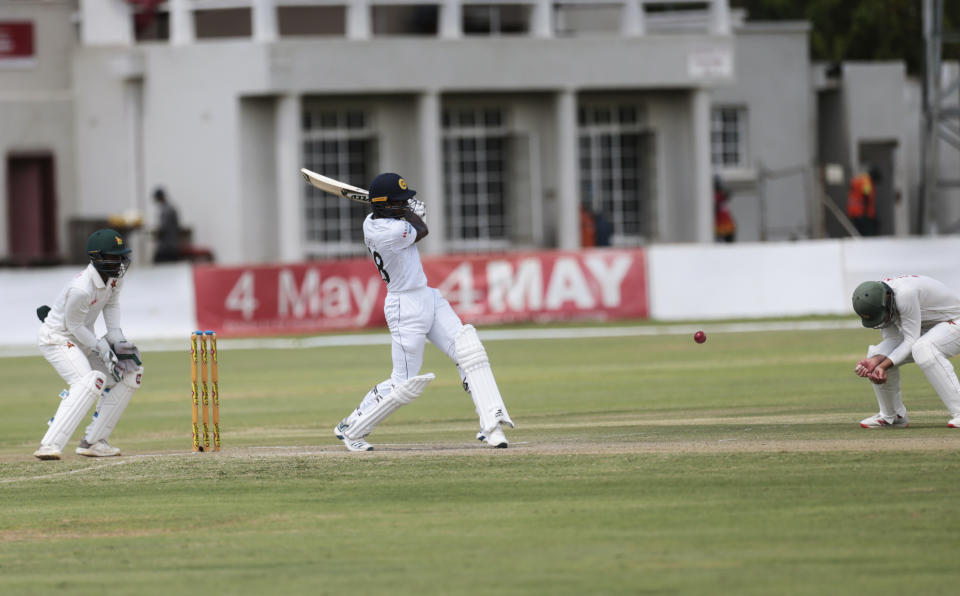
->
<box><xmin>33</xmin><ymin>229</ymin><xmax>144</xmax><ymax>460</ymax></box>
<box><xmin>334</xmin><ymin>173</ymin><xmax>514</xmax><ymax>451</ymax></box>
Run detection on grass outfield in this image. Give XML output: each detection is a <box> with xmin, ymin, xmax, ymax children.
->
<box><xmin>2</xmin><ymin>324</ymin><xmax>960</xmax><ymax>595</ymax></box>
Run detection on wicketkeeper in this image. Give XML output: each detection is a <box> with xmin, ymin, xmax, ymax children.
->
<box><xmin>852</xmin><ymin>274</ymin><xmax>960</xmax><ymax>429</ymax></box>
<box><xmin>334</xmin><ymin>173</ymin><xmax>514</xmax><ymax>451</ymax></box>
<box><xmin>33</xmin><ymin>229</ymin><xmax>144</xmax><ymax>460</ymax></box>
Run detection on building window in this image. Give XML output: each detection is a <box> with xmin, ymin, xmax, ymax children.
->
<box><xmin>442</xmin><ymin>107</ymin><xmax>510</xmax><ymax>250</ymax></box>
<box><xmin>578</xmin><ymin>104</ymin><xmax>656</xmax><ymax>244</ymax></box>
<box><xmin>278</xmin><ymin>6</ymin><xmax>346</xmax><ymax>37</ymax></box>
<box><xmin>132</xmin><ymin>9</ymin><xmax>169</xmax><ymax>42</ymax></box>
<box><xmin>554</xmin><ymin>5</ymin><xmax>622</xmax><ymax>36</ymax></box>
<box><xmin>463</xmin><ymin>5</ymin><xmax>530</xmax><ymax>35</ymax></box>
<box><xmin>711</xmin><ymin>106</ymin><xmax>748</xmax><ymax>169</ymax></box>
<box><xmin>301</xmin><ymin>102</ymin><xmax>376</xmax><ymax>256</ymax></box>
<box><xmin>372</xmin><ymin>6</ymin><xmax>438</xmax><ymax>35</ymax></box>
<box><xmin>194</xmin><ymin>8</ymin><xmax>252</xmax><ymax>39</ymax></box>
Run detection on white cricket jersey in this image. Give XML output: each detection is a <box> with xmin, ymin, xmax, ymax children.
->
<box><xmin>880</xmin><ymin>274</ymin><xmax>960</xmax><ymax>366</ymax></box>
<box><xmin>363</xmin><ymin>214</ymin><xmax>427</xmax><ymax>294</ymax></box>
<box><xmin>41</xmin><ymin>264</ymin><xmax>124</xmax><ymax>350</ymax></box>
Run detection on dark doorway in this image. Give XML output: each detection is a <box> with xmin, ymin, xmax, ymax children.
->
<box><xmin>7</xmin><ymin>153</ymin><xmax>58</xmax><ymax>265</ymax></box>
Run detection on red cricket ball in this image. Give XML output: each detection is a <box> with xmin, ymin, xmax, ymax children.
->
<box><xmin>694</xmin><ymin>330</ymin><xmax>706</xmax><ymax>344</ymax></box>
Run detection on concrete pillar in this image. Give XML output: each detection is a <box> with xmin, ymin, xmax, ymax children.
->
<box><xmin>439</xmin><ymin>0</ymin><xmax>462</xmax><ymax>39</ymax></box>
<box><xmin>124</xmin><ymin>79</ymin><xmax>147</xmax><ymax>264</ymax></box>
<box><xmin>691</xmin><ymin>89</ymin><xmax>713</xmax><ymax>242</ymax></box>
<box><xmin>276</xmin><ymin>94</ymin><xmax>303</xmax><ymax>261</ymax></box>
<box><xmin>710</xmin><ymin>0</ymin><xmax>731</xmax><ymax>35</ymax></box>
<box><xmin>347</xmin><ymin>0</ymin><xmax>371</xmax><ymax>40</ymax></box>
<box><xmin>418</xmin><ymin>91</ymin><xmax>445</xmax><ymax>255</ymax></box>
<box><xmin>893</xmin><ymin>151</ymin><xmax>909</xmax><ymax>237</ymax></box>
<box><xmin>252</xmin><ymin>0</ymin><xmax>278</xmax><ymax>43</ymax></box>
<box><xmin>81</xmin><ymin>0</ymin><xmax>133</xmax><ymax>46</ymax></box>
<box><xmin>555</xmin><ymin>89</ymin><xmax>579</xmax><ymax>250</ymax></box>
<box><xmin>124</xmin><ymin>80</ymin><xmax>144</xmax><ymax>213</ymax></box>
<box><xmin>170</xmin><ymin>0</ymin><xmax>195</xmax><ymax>46</ymax></box>
<box><xmin>621</xmin><ymin>0</ymin><xmax>645</xmax><ymax>37</ymax></box>
<box><xmin>530</xmin><ymin>0</ymin><xmax>553</xmax><ymax>38</ymax></box>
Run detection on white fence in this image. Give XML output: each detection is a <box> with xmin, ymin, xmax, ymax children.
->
<box><xmin>0</xmin><ymin>263</ymin><xmax>196</xmax><ymax>352</ymax></box>
<box><xmin>2</xmin><ymin>236</ymin><xmax>959</xmax><ymax>352</ymax></box>
<box><xmin>649</xmin><ymin>237</ymin><xmax>960</xmax><ymax>320</ymax></box>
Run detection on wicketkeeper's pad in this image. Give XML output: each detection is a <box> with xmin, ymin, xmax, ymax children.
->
<box><xmin>84</xmin><ymin>365</ymin><xmax>143</xmax><ymax>444</ymax></box>
<box><xmin>42</xmin><ymin>370</ymin><xmax>107</xmax><ymax>451</ymax></box>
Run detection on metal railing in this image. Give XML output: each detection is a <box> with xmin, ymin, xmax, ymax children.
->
<box><xmin>106</xmin><ymin>0</ymin><xmax>730</xmax><ymax>45</ymax></box>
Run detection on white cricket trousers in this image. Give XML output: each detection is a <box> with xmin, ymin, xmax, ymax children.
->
<box><xmin>385</xmin><ymin>287</ymin><xmax>463</xmax><ymax>384</ymax></box>
<box><xmin>868</xmin><ymin>321</ymin><xmax>960</xmax><ymax>418</ymax></box>
<box><xmin>38</xmin><ymin>326</ymin><xmax>113</xmax><ymax>385</ymax></box>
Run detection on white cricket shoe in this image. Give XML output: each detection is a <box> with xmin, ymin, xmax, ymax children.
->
<box><xmin>859</xmin><ymin>413</ymin><xmax>909</xmax><ymax>429</ymax></box>
<box><xmin>334</xmin><ymin>422</ymin><xmax>373</xmax><ymax>452</ymax></box>
<box><xmin>76</xmin><ymin>439</ymin><xmax>121</xmax><ymax>457</ymax></box>
<box><xmin>33</xmin><ymin>444</ymin><xmax>62</xmax><ymax>460</ymax></box>
<box><xmin>947</xmin><ymin>417</ymin><xmax>960</xmax><ymax>428</ymax></box>
<box><xmin>477</xmin><ymin>425</ymin><xmax>508</xmax><ymax>448</ymax></box>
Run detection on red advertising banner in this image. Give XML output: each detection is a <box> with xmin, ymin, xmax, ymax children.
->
<box><xmin>193</xmin><ymin>248</ymin><xmax>647</xmax><ymax>337</ymax></box>
<box><xmin>0</xmin><ymin>22</ymin><xmax>35</xmax><ymax>60</ymax></box>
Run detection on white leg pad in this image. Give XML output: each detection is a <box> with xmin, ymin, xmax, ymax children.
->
<box><xmin>343</xmin><ymin>373</ymin><xmax>435</xmax><ymax>440</ymax></box>
<box><xmin>455</xmin><ymin>324</ymin><xmax>514</xmax><ymax>433</ymax></box>
<box><xmin>42</xmin><ymin>371</ymin><xmax>107</xmax><ymax>451</ymax></box>
<box><xmin>912</xmin><ymin>340</ymin><xmax>960</xmax><ymax>417</ymax></box>
<box><xmin>867</xmin><ymin>344</ymin><xmax>907</xmax><ymax>419</ymax></box>
<box><xmin>84</xmin><ymin>366</ymin><xmax>143</xmax><ymax>444</ymax></box>
<box><xmin>871</xmin><ymin>367</ymin><xmax>906</xmax><ymax>420</ymax></box>
<box><xmin>358</xmin><ymin>379</ymin><xmax>393</xmax><ymax>411</ymax></box>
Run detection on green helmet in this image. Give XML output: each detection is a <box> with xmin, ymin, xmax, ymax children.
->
<box><xmin>87</xmin><ymin>228</ymin><xmax>132</xmax><ymax>278</ymax></box>
<box><xmin>852</xmin><ymin>281</ymin><xmax>895</xmax><ymax>328</ymax></box>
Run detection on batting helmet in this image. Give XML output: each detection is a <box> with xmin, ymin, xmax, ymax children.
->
<box><xmin>369</xmin><ymin>173</ymin><xmax>416</xmax><ymax>219</ymax></box>
<box><xmin>87</xmin><ymin>228</ymin><xmax>132</xmax><ymax>279</ymax></box>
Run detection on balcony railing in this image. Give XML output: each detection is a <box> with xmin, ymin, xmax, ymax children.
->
<box><xmin>82</xmin><ymin>0</ymin><xmax>731</xmax><ymax>45</ymax></box>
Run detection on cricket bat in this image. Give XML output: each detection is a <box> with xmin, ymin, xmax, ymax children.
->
<box><xmin>300</xmin><ymin>168</ymin><xmax>370</xmax><ymax>204</ymax></box>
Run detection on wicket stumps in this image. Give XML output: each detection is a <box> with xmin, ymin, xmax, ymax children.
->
<box><xmin>190</xmin><ymin>330</ymin><xmax>221</xmax><ymax>452</ymax></box>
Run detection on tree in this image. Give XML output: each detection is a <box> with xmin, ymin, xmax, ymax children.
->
<box><xmin>731</xmin><ymin>0</ymin><xmax>960</xmax><ymax>74</ymax></box>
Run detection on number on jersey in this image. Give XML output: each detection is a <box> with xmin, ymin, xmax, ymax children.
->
<box><xmin>370</xmin><ymin>250</ymin><xmax>390</xmax><ymax>283</ymax></box>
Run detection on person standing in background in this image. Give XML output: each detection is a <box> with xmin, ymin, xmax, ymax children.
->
<box><xmin>714</xmin><ymin>176</ymin><xmax>736</xmax><ymax>243</ymax></box>
<box><xmin>580</xmin><ymin>202</ymin><xmax>596</xmax><ymax>247</ymax></box>
<box><xmin>846</xmin><ymin>167</ymin><xmax>880</xmax><ymax>237</ymax></box>
<box><xmin>152</xmin><ymin>187</ymin><xmax>181</xmax><ymax>263</ymax></box>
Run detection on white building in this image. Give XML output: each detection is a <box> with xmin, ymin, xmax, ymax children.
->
<box><xmin>6</xmin><ymin>0</ymin><xmax>922</xmax><ymax>268</ymax></box>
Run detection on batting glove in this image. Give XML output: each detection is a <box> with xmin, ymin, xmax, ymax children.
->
<box><xmin>408</xmin><ymin>199</ymin><xmax>426</xmax><ymax>220</ymax></box>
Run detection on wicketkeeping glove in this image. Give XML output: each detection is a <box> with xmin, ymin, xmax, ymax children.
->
<box><xmin>95</xmin><ymin>338</ymin><xmax>123</xmax><ymax>382</ymax></box>
<box><xmin>112</xmin><ymin>341</ymin><xmax>142</xmax><ymax>374</ymax></box>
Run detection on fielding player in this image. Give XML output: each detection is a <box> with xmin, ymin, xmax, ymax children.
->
<box><xmin>852</xmin><ymin>274</ymin><xmax>960</xmax><ymax>429</ymax></box>
<box><xmin>33</xmin><ymin>229</ymin><xmax>144</xmax><ymax>460</ymax></box>
<box><xmin>334</xmin><ymin>173</ymin><xmax>514</xmax><ymax>451</ymax></box>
